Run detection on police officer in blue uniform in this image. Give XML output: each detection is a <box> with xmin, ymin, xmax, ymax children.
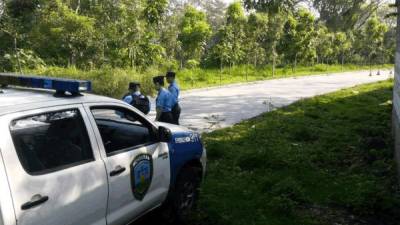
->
<box><xmin>122</xmin><ymin>82</ymin><xmax>151</xmax><ymax>114</ymax></box>
<box><xmin>153</xmin><ymin>76</ymin><xmax>174</xmax><ymax>123</ymax></box>
<box><xmin>166</xmin><ymin>71</ymin><xmax>181</xmax><ymax>125</ymax></box>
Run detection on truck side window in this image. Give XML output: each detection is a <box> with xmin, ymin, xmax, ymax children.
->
<box><xmin>91</xmin><ymin>107</ymin><xmax>157</xmax><ymax>155</ymax></box>
<box><xmin>10</xmin><ymin>109</ymin><xmax>94</xmax><ymax>174</ymax></box>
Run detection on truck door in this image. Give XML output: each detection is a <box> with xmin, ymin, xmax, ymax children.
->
<box><xmin>84</xmin><ymin>104</ymin><xmax>171</xmax><ymax>225</ymax></box>
<box><xmin>0</xmin><ymin>105</ymin><xmax>108</xmax><ymax>225</ymax></box>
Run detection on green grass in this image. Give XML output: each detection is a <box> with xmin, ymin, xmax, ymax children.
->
<box><xmin>178</xmin><ymin>64</ymin><xmax>394</xmax><ymax>90</ymax></box>
<box><xmin>22</xmin><ymin>64</ymin><xmax>393</xmax><ymax>99</ymax></box>
<box><xmin>195</xmin><ymin>80</ymin><xmax>400</xmax><ymax>225</ymax></box>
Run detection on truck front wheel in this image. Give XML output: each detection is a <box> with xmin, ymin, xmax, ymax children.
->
<box><xmin>163</xmin><ymin>167</ymin><xmax>201</xmax><ymax>224</ymax></box>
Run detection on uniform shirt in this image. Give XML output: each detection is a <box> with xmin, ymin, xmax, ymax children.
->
<box><xmin>122</xmin><ymin>91</ymin><xmax>141</xmax><ymax>104</ymax></box>
<box><xmin>168</xmin><ymin>81</ymin><xmax>180</xmax><ymax>104</ymax></box>
<box><xmin>156</xmin><ymin>88</ymin><xmax>173</xmax><ymax>112</ymax></box>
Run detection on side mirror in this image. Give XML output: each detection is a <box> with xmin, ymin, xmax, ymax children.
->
<box><xmin>159</xmin><ymin>126</ymin><xmax>172</xmax><ymax>142</ymax></box>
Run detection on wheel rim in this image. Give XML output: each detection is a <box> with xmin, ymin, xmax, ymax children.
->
<box><xmin>179</xmin><ymin>181</ymin><xmax>196</xmax><ymax>214</ymax></box>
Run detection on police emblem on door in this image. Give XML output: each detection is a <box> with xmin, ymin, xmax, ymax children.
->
<box><xmin>131</xmin><ymin>154</ymin><xmax>153</xmax><ymax>200</ymax></box>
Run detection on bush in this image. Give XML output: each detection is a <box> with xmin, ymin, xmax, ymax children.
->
<box><xmin>186</xmin><ymin>59</ymin><xmax>200</xmax><ymax>69</ymax></box>
<box><xmin>28</xmin><ymin>66</ymin><xmax>157</xmax><ymax>98</ymax></box>
<box><xmin>4</xmin><ymin>49</ymin><xmax>46</xmax><ymax>71</ymax></box>
<box><xmin>313</xmin><ymin>64</ymin><xmax>327</xmax><ymax>72</ymax></box>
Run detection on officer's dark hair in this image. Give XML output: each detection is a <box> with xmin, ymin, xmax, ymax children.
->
<box><xmin>129</xmin><ymin>82</ymin><xmax>140</xmax><ymax>90</ymax></box>
<box><xmin>153</xmin><ymin>76</ymin><xmax>165</xmax><ymax>86</ymax></box>
<box><xmin>166</xmin><ymin>71</ymin><xmax>176</xmax><ymax>78</ymax></box>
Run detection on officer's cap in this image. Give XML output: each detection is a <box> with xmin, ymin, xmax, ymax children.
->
<box><xmin>166</xmin><ymin>71</ymin><xmax>176</xmax><ymax>78</ymax></box>
<box><xmin>153</xmin><ymin>76</ymin><xmax>165</xmax><ymax>85</ymax></box>
<box><xmin>129</xmin><ymin>82</ymin><xmax>140</xmax><ymax>90</ymax></box>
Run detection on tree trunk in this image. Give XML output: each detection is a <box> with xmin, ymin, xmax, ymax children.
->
<box><xmin>272</xmin><ymin>44</ymin><xmax>276</xmax><ymax>77</ymax></box>
<box><xmin>369</xmin><ymin>55</ymin><xmax>372</xmax><ymax>76</ymax></box>
<box><xmin>272</xmin><ymin>56</ymin><xmax>276</xmax><ymax>77</ymax></box>
<box><xmin>246</xmin><ymin>63</ymin><xmax>248</xmax><ymax>81</ymax></box>
<box><xmin>75</xmin><ymin>0</ymin><xmax>81</xmax><ymax>13</ymax></box>
<box><xmin>180</xmin><ymin>57</ymin><xmax>183</xmax><ymax>69</ymax></box>
<box><xmin>219</xmin><ymin>59</ymin><xmax>223</xmax><ymax>85</ymax></box>
<box><xmin>341</xmin><ymin>53</ymin><xmax>344</xmax><ymax>71</ymax></box>
<box><xmin>191</xmin><ymin>73</ymin><xmax>194</xmax><ymax>87</ymax></box>
<box><xmin>102</xmin><ymin>41</ymin><xmax>105</xmax><ymax>65</ymax></box>
<box><xmin>220</xmin><ymin>68</ymin><xmax>222</xmax><ymax>86</ymax></box>
<box><xmin>254</xmin><ymin>52</ymin><xmax>257</xmax><ymax>68</ymax></box>
<box><xmin>129</xmin><ymin>48</ymin><xmax>133</xmax><ymax>69</ymax></box>
<box><xmin>14</xmin><ymin>35</ymin><xmax>22</xmax><ymax>73</ymax></box>
<box><xmin>326</xmin><ymin>59</ymin><xmax>328</xmax><ymax>71</ymax></box>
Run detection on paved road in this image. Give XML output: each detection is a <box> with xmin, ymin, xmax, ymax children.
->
<box><xmin>150</xmin><ymin>70</ymin><xmax>393</xmax><ymax>132</ymax></box>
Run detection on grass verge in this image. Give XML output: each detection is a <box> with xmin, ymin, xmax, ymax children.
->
<box><xmin>23</xmin><ymin>64</ymin><xmax>393</xmax><ymax>99</ymax></box>
<box><xmin>178</xmin><ymin>64</ymin><xmax>393</xmax><ymax>90</ymax></box>
<box><xmin>196</xmin><ymin>80</ymin><xmax>400</xmax><ymax>225</ymax></box>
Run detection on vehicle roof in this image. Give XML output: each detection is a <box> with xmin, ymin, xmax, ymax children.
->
<box><xmin>0</xmin><ymin>87</ymin><xmax>122</xmax><ymax>115</ymax></box>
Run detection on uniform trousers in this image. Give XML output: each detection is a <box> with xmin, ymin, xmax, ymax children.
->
<box><xmin>159</xmin><ymin>112</ymin><xmax>174</xmax><ymax>124</ymax></box>
<box><xmin>171</xmin><ymin>103</ymin><xmax>181</xmax><ymax>125</ymax></box>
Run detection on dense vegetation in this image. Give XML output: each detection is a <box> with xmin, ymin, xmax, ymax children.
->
<box><xmin>195</xmin><ymin>80</ymin><xmax>399</xmax><ymax>225</ymax></box>
<box><xmin>0</xmin><ymin>0</ymin><xmax>395</xmax><ymax>80</ymax></box>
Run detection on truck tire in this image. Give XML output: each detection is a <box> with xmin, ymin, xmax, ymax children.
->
<box><xmin>162</xmin><ymin>167</ymin><xmax>201</xmax><ymax>224</ymax></box>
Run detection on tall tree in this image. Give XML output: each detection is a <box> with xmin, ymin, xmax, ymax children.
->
<box><xmin>364</xmin><ymin>15</ymin><xmax>388</xmax><ymax>66</ymax></box>
<box><xmin>279</xmin><ymin>9</ymin><xmax>316</xmax><ymax>72</ymax></box>
<box><xmin>178</xmin><ymin>6</ymin><xmax>211</xmax><ymax>66</ymax></box>
<box><xmin>159</xmin><ymin>12</ymin><xmax>181</xmax><ymax>69</ymax></box>
<box><xmin>0</xmin><ymin>0</ymin><xmax>4</xmax><ymax>18</ymax></box>
<box><xmin>266</xmin><ymin>13</ymin><xmax>285</xmax><ymax>76</ymax></box>
<box><xmin>201</xmin><ymin>0</ymin><xmax>227</xmax><ymax>31</ymax></box>
<box><xmin>315</xmin><ymin>24</ymin><xmax>334</xmax><ymax>65</ymax></box>
<box><xmin>245</xmin><ymin>12</ymin><xmax>268</xmax><ymax>67</ymax></box>
<box><xmin>0</xmin><ymin>0</ymin><xmax>41</xmax><ymax>71</ymax></box>
<box><xmin>223</xmin><ymin>2</ymin><xmax>246</xmax><ymax>67</ymax></box>
<box><xmin>209</xmin><ymin>2</ymin><xmax>247</xmax><ymax>70</ymax></box>
<box><xmin>243</xmin><ymin>0</ymin><xmax>300</xmax><ymax>76</ymax></box>
<box><xmin>243</xmin><ymin>0</ymin><xmax>301</xmax><ymax>14</ymax></box>
<box><xmin>313</xmin><ymin>0</ymin><xmax>386</xmax><ymax>31</ymax></box>
<box><xmin>143</xmin><ymin>0</ymin><xmax>168</xmax><ymax>26</ymax></box>
<box><xmin>30</xmin><ymin>0</ymin><xmax>98</xmax><ymax>67</ymax></box>
<box><xmin>332</xmin><ymin>32</ymin><xmax>352</xmax><ymax>68</ymax></box>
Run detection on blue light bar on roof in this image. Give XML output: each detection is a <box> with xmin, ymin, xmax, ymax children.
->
<box><xmin>0</xmin><ymin>73</ymin><xmax>92</xmax><ymax>94</ymax></box>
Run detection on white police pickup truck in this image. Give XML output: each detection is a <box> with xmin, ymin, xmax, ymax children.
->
<box><xmin>0</xmin><ymin>73</ymin><xmax>206</xmax><ymax>225</ymax></box>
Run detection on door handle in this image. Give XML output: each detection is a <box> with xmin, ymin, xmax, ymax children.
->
<box><xmin>110</xmin><ymin>166</ymin><xmax>126</xmax><ymax>177</ymax></box>
<box><xmin>158</xmin><ymin>152</ymin><xmax>169</xmax><ymax>159</ymax></box>
<box><xmin>21</xmin><ymin>194</ymin><xmax>49</xmax><ymax>210</ymax></box>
